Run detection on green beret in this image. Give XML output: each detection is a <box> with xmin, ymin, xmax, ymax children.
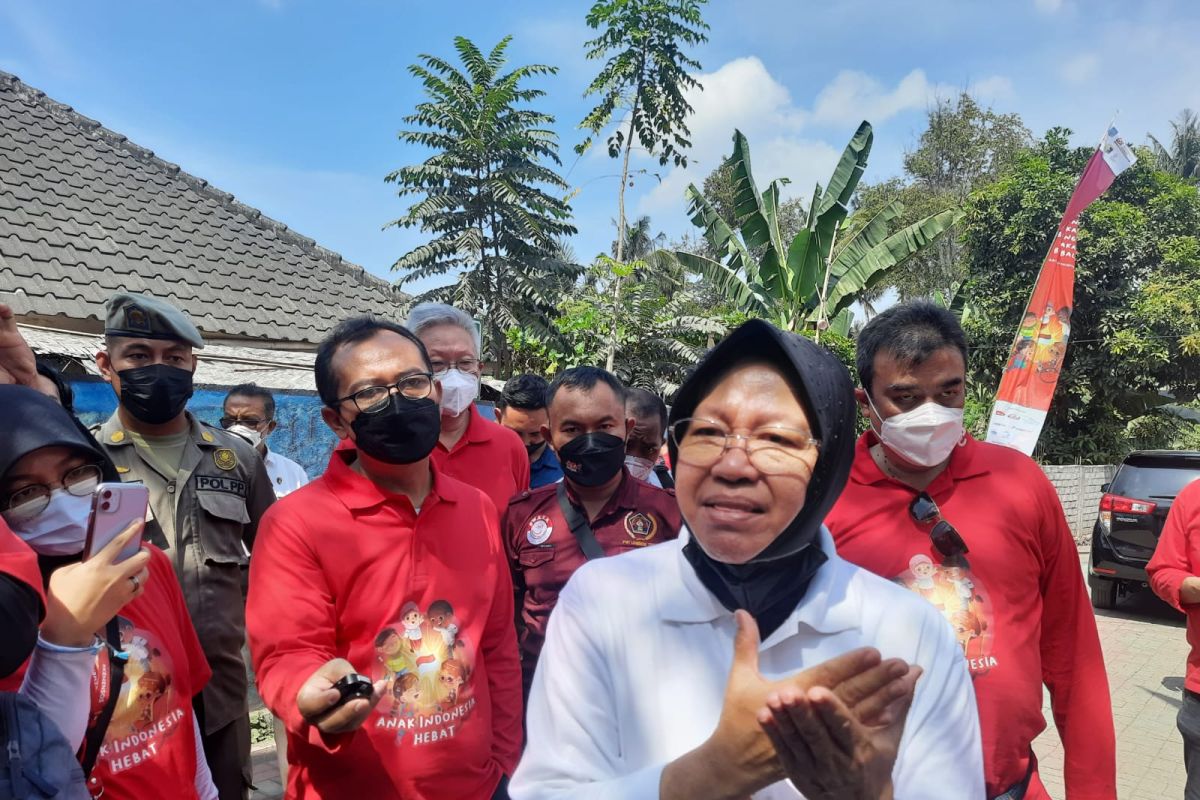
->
<box><xmin>104</xmin><ymin>292</ymin><xmax>205</xmax><ymax>349</ymax></box>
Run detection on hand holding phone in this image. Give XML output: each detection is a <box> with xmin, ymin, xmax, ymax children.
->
<box><xmin>85</xmin><ymin>483</ymin><xmax>149</xmax><ymax>562</ymax></box>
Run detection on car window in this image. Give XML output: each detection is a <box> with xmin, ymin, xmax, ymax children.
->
<box><xmin>1112</xmin><ymin>463</ymin><xmax>1200</xmax><ymax>500</ymax></box>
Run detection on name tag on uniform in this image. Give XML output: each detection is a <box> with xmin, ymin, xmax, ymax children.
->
<box><xmin>196</xmin><ymin>475</ymin><xmax>247</xmax><ymax>497</ymax></box>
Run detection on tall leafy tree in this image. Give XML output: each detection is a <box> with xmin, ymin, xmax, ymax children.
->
<box><xmin>854</xmin><ymin>92</ymin><xmax>1031</xmax><ymax>300</ymax></box>
<box><xmin>1149</xmin><ymin>108</ymin><xmax>1200</xmax><ymax>180</ymax></box>
<box><xmin>577</xmin><ymin>0</ymin><xmax>709</xmax><ymax>264</ymax></box>
<box><xmin>387</xmin><ymin>36</ymin><xmax>577</xmax><ymax>373</ymax></box>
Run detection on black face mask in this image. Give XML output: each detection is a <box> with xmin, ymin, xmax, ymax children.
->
<box><xmin>116</xmin><ymin>364</ymin><xmax>194</xmax><ymax>425</ymax></box>
<box><xmin>350</xmin><ymin>395</ymin><xmax>441</xmax><ymax>465</ymax></box>
<box><xmin>557</xmin><ymin>432</ymin><xmax>626</xmax><ymax>487</ymax></box>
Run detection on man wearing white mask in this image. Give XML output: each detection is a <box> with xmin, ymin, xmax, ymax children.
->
<box><xmin>405</xmin><ymin>303</ymin><xmax>529</xmax><ymax>519</ymax></box>
<box><xmin>221</xmin><ymin>384</ymin><xmax>309</xmax><ymax>498</ymax></box>
<box><xmin>825</xmin><ymin>301</ymin><xmax>1115</xmax><ymax>800</ymax></box>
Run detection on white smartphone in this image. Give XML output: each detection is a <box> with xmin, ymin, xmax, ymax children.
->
<box><xmin>84</xmin><ymin>483</ymin><xmax>149</xmax><ymax>562</ymax></box>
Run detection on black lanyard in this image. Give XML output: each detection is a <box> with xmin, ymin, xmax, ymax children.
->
<box><xmin>555</xmin><ymin>483</ymin><xmax>605</xmax><ymax>560</ymax></box>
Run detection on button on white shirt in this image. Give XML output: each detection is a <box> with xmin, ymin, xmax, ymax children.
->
<box><xmin>511</xmin><ymin>529</ymin><xmax>984</xmax><ymax>800</ymax></box>
<box><xmin>262</xmin><ymin>449</ymin><xmax>308</xmax><ymax>498</ymax></box>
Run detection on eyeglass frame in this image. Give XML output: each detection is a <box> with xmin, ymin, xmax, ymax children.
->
<box><xmin>1</xmin><ymin>463</ymin><xmax>105</xmax><ymax>517</ymax></box>
<box><xmin>668</xmin><ymin>416</ymin><xmax>821</xmax><ymax>475</ymax></box>
<box><xmin>429</xmin><ymin>357</ymin><xmax>480</xmax><ymax>377</ymax></box>
<box><xmin>908</xmin><ymin>492</ymin><xmax>970</xmax><ymax>559</ymax></box>
<box><xmin>218</xmin><ymin>415</ymin><xmax>273</xmax><ymax>430</ymax></box>
<box><xmin>333</xmin><ymin>372</ymin><xmax>436</xmax><ymax>414</ymax></box>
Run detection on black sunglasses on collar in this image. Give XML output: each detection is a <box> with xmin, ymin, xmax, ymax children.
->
<box><xmin>909</xmin><ymin>492</ymin><xmax>969</xmax><ymax>559</ymax></box>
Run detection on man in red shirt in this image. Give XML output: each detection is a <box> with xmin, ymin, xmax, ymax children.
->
<box><xmin>503</xmin><ymin>366</ymin><xmax>681</xmax><ymax>695</ymax></box>
<box><xmin>1148</xmin><ymin>479</ymin><xmax>1200</xmax><ymax>797</ymax></box>
<box><xmin>824</xmin><ymin>301</ymin><xmax>1115</xmax><ymax>800</ymax></box>
<box><xmin>246</xmin><ymin>316</ymin><xmax>522</xmax><ymax>800</ymax></box>
<box><xmin>405</xmin><ymin>303</ymin><xmax>529</xmax><ymax>518</ymax></box>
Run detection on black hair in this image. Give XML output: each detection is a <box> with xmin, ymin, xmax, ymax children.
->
<box><xmin>35</xmin><ymin>359</ymin><xmax>74</xmax><ymax>413</ymax></box>
<box><xmin>224</xmin><ymin>383</ymin><xmax>276</xmax><ymax>419</ymax></box>
<box><xmin>314</xmin><ymin>316</ymin><xmax>432</xmax><ymax>407</ymax></box>
<box><xmin>374</xmin><ymin>627</ymin><xmax>399</xmax><ymax>647</ymax></box>
<box><xmin>547</xmin><ymin>366</ymin><xmax>626</xmax><ymax>407</ymax></box>
<box><xmin>625</xmin><ymin>386</ymin><xmax>667</xmax><ymax>432</ymax></box>
<box><xmin>497</xmin><ymin>374</ymin><xmax>549</xmax><ymax>413</ymax></box>
<box><xmin>856</xmin><ymin>301</ymin><xmax>968</xmax><ymax>397</ymax></box>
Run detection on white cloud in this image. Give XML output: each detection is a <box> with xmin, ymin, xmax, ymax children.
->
<box><xmin>1060</xmin><ymin>53</ymin><xmax>1099</xmax><ymax>85</ymax></box>
<box><xmin>968</xmin><ymin>75</ymin><xmax>1016</xmax><ymax>104</ymax></box>
<box><xmin>1034</xmin><ymin>0</ymin><xmax>1064</xmax><ymax>13</ymax></box>
<box><xmin>811</xmin><ymin>69</ymin><xmax>937</xmax><ymax>127</ymax></box>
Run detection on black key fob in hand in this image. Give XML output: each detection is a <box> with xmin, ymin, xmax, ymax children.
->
<box><xmin>331</xmin><ymin>673</ymin><xmax>374</xmax><ymax>706</ymax></box>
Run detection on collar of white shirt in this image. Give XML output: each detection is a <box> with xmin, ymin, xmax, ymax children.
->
<box><xmin>656</xmin><ymin>527</ymin><xmax>860</xmax><ymax>647</ymax></box>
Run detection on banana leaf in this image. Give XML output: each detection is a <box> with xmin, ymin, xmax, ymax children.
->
<box><xmin>661</xmin><ymin>250</ymin><xmax>771</xmax><ymax>315</ymax></box>
<box><xmin>685</xmin><ymin>184</ymin><xmax>755</xmax><ymax>277</ymax></box>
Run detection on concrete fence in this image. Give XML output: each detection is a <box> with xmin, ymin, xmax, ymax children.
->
<box><xmin>1040</xmin><ymin>464</ymin><xmax>1118</xmax><ymax>542</ymax></box>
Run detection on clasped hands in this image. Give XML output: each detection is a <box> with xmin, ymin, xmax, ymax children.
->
<box><xmin>662</xmin><ymin>610</ymin><xmax>920</xmax><ymax>800</ymax></box>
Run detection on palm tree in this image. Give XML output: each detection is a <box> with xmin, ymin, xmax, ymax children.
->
<box><xmin>1150</xmin><ymin>109</ymin><xmax>1200</xmax><ymax>180</ymax></box>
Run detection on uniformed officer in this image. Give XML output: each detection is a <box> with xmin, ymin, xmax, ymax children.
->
<box><xmin>94</xmin><ymin>292</ymin><xmax>274</xmax><ymax>800</ymax></box>
<box><xmin>502</xmin><ymin>366</ymin><xmax>682</xmax><ymax>697</ymax></box>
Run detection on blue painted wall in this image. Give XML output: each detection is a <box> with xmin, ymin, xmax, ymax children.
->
<box><xmin>71</xmin><ymin>380</ymin><xmax>337</xmax><ymax>477</ymax></box>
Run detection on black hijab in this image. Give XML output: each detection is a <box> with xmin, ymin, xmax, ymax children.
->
<box><xmin>0</xmin><ymin>385</ymin><xmax>114</xmax><ymax>581</ymax></box>
<box><xmin>669</xmin><ymin>319</ymin><xmax>858</xmax><ymax>638</ymax></box>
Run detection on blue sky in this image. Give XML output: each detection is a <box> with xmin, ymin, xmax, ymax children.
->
<box><xmin>2</xmin><ymin>0</ymin><xmax>1197</xmax><ymax>295</ymax></box>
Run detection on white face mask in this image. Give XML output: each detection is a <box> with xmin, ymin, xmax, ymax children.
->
<box><xmin>868</xmin><ymin>395</ymin><xmax>965</xmax><ymax>469</ymax></box>
<box><xmin>624</xmin><ymin>455</ymin><xmax>655</xmax><ymax>482</ymax></box>
<box><xmin>2</xmin><ymin>489</ymin><xmax>92</xmax><ymax>556</ymax></box>
<box><xmin>439</xmin><ymin>369</ymin><xmax>479</xmax><ymax>417</ymax></box>
<box><xmin>228</xmin><ymin>424</ymin><xmax>263</xmax><ymax>449</ymax></box>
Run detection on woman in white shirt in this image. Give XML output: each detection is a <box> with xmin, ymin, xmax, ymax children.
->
<box><xmin>512</xmin><ymin>319</ymin><xmax>984</xmax><ymax>799</ymax></box>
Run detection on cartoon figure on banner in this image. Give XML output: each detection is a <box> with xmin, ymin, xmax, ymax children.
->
<box><xmin>894</xmin><ymin>555</ymin><xmax>996</xmax><ymax>673</ymax></box>
<box><xmin>1006</xmin><ymin>339</ymin><xmax>1034</xmax><ymax>372</ymax></box>
<box><xmin>373</xmin><ymin>597</ymin><xmax>478</xmax><ymax>747</ymax></box>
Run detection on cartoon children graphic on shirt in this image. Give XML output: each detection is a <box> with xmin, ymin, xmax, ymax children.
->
<box><xmin>375</xmin><ymin>627</ymin><xmax>412</xmax><ymax>679</ymax></box>
<box><xmin>439</xmin><ymin>660</ymin><xmax>466</xmax><ymax>709</ymax></box>
<box><xmin>942</xmin><ymin>561</ymin><xmax>976</xmax><ymax>613</ymax></box>
<box><xmin>427</xmin><ymin>600</ymin><xmax>460</xmax><ymax>658</ymax></box>
<box><xmin>388</xmin><ymin>673</ymin><xmax>421</xmax><ymax>742</ymax></box>
<box><xmin>132</xmin><ymin>670</ymin><xmax>171</xmax><ymax>732</ymax></box>
<box><xmin>906</xmin><ymin>554</ymin><xmax>943</xmax><ymax>607</ymax></box>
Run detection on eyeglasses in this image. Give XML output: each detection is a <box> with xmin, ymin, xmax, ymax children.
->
<box><xmin>219</xmin><ymin>416</ymin><xmax>270</xmax><ymax>429</ymax></box>
<box><xmin>909</xmin><ymin>492</ymin><xmax>969</xmax><ymax>559</ymax></box>
<box><xmin>2</xmin><ymin>464</ymin><xmax>104</xmax><ymax>520</ymax></box>
<box><xmin>669</xmin><ymin>417</ymin><xmax>819</xmax><ymax>475</ymax></box>
<box><xmin>429</xmin><ymin>358</ymin><xmax>479</xmax><ymax>377</ymax></box>
<box><xmin>336</xmin><ymin>373</ymin><xmax>435</xmax><ymax>414</ymax></box>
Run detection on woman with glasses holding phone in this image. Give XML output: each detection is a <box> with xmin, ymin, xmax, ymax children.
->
<box><xmin>511</xmin><ymin>319</ymin><xmax>984</xmax><ymax>799</ymax></box>
<box><xmin>0</xmin><ymin>385</ymin><xmax>217</xmax><ymax>799</ymax></box>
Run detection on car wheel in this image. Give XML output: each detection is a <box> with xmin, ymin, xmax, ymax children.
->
<box><xmin>1091</xmin><ymin>578</ymin><xmax>1118</xmax><ymax>609</ymax></box>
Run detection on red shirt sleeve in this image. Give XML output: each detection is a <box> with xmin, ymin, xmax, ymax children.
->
<box><xmin>1033</xmin><ymin>468</ymin><xmax>1116</xmax><ymax>798</ymax></box>
<box><xmin>1148</xmin><ymin>481</ymin><xmax>1200</xmax><ymax>611</ymax></box>
<box><xmin>477</xmin><ymin>495</ymin><xmax>523</xmax><ymax>774</ymax></box>
<box><xmin>246</xmin><ymin>502</ymin><xmax>345</xmax><ymax>752</ymax></box>
<box><xmin>511</xmin><ymin>435</ymin><xmax>531</xmax><ymax>494</ymax></box>
<box><xmin>0</xmin><ymin>518</ymin><xmax>44</xmax><ymax>613</ymax></box>
<box><xmin>154</xmin><ymin>546</ymin><xmax>211</xmax><ymax>695</ymax></box>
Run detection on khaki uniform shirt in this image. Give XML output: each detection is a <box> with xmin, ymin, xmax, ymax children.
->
<box><xmin>95</xmin><ymin>412</ymin><xmax>275</xmax><ymax>733</ymax></box>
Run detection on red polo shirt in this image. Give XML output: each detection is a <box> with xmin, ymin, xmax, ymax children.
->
<box><xmin>1148</xmin><ymin>480</ymin><xmax>1200</xmax><ymax>692</ymax></box>
<box><xmin>246</xmin><ymin>451</ymin><xmax>523</xmax><ymax>800</ymax></box>
<box><xmin>432</xmin><ymin>407</ymin><xmax>530</xmax><ymax>521</ymax></box>
<box><xmin>826</xmin><ymin>433</ymin><xmax>1115</xmax><ymax>800</ymax></box>
<box><xmin>502</xmin><ymin>470</ymin><xmax>682</xmax><ymax>690</ymax></box>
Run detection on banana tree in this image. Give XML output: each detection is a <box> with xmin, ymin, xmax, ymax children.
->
<box><xmin>660</xmin><ymin>123</ymin><xmax>964</xmax><ymax>335</ymax></box>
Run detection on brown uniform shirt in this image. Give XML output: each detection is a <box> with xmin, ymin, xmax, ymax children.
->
<box><xmin>502</xmin><ymin>470</ymin><xmax>681</xmax><ymax>691</ymax></box>
<box><xmin>96</xmin><ymin>412</ymin><xmax>274</xmax><ymax>733</ymax></box>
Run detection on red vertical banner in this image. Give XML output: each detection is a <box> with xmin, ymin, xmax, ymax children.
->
<box><xmin>986</xmin><ymin>126</ymin><xmax>1136</xmax><ymax>455</ymax></box>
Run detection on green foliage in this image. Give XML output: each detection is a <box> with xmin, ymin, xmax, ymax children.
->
<box><xmin>576</xmin><ymin>0</ymin><xmax>709</xmax><ymax>166</ymax></box>
<box><xmin>663</xmin><ymin>125</ymin><xmax>962</xmax><ymax>333</ymax></box>
<box><xmin>1149</xmin><ymin>109</ymin><xmax>1200</xmax><ymax>181</ymax></box>
<box><xmin>961</xmin><ymin>131</ymin><xmax>1200</xmax><ymax>463</ymax></box>
<box><xmin>386</xmin><ymin>36</ymin><xmax>578</xmax><ymax>372</ymax></box>
<box><xmin>854</xmin><ymin>93</ymin><xmax>1032</xmax><ymax>300</ymax></box>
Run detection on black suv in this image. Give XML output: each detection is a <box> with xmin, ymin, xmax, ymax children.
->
<box><xmin>1089</xmin><ymin>450</ymin><xmax>1200</xmax><ymax>609</ymax></box>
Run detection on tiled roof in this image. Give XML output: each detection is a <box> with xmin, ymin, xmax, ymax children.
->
<box><xmin>0</xmin><ymin>70</ymin><xmax>407</xmax><ymax>346</ymax></box>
